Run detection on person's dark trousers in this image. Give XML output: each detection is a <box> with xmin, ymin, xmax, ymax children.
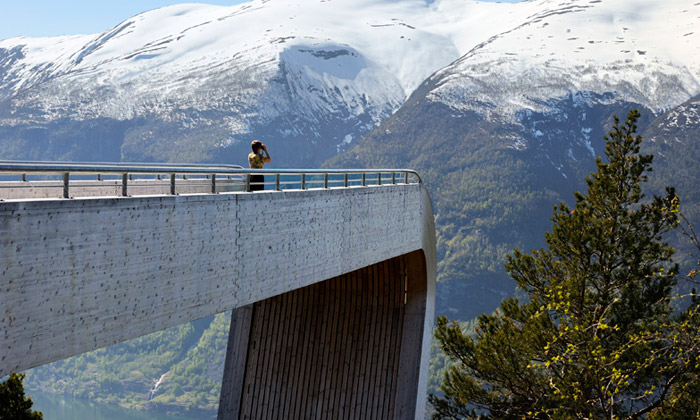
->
<box><xmin>250</xmin><ymin>174</ymin><xmax>264</xmax><ymax>191</ymax></box>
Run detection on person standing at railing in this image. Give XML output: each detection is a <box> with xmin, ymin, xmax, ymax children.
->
<box><xmin>248</xmin><ymin>140</ymin><xmax>271</xmax><ymax>191</ymax></box>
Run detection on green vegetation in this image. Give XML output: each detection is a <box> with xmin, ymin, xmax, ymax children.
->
<box><xmin>326</xmin><ymin>102</ymin><xmax>562</xmax><ymax>318</ymax></box>
<box><xmin>430</xmin><ymin>111</ymin><xmax>700</xmax><ymax>418</ymax></box>
<box><xmin>25</xmin><ymin>313</ymin><xmax>231</xmax><ymax>417</ymax></box>
<box><xmin>0</xmin><ymin>373</ymin><xmax>43</xmax><ymax>420</ymax></box>
<box><xmin>149</xmin><ymin>312</ymin><xmax>231</xmax><ymax>415</ymax></box>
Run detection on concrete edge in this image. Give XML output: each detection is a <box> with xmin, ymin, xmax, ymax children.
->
<box><xmin>414</xmin><ymin>185</ymin><xmax>437</xmax><ymax>419</ymax></box>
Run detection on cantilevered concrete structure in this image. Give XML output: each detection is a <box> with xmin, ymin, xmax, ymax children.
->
<box><xmin>0</xmin><ymin>163</ymin><xmax>436</xmax><ymax>419</ymax></box>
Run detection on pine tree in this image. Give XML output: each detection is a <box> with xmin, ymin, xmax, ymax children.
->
<box><xmin>430</xmin><ymin>110</ymin><xmax>700</xmax><ymax>419</ymax></box>
<box><xmin>0</xmin><ymin>373</ymin><xmax>43</xmax><ymax>420</ymax></box>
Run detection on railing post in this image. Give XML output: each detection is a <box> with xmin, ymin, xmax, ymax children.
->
<box><xmin>170</xmin><ymin>173</ymin><xmax>176</xmax><ymax>195</ymax></box>
<box><xmin>245</xmin><ymin>174</ymin><xmax>251</xmax><ymax>192</ymax></box>
<box><xmin>344</xmin><ymin>173</ymin><xmax>348</xmax><ymax>187</ymax></box>
<box><xmin>22</xmin><ymin>173</ymin><xmax>27</xmax><ymax>182</ymax></box>
<box><xmin>121</xmin><ymin>173</ymin><xmax>128</xmax><ymax>197</ymax></box>
<box><xmin>324</xmin><ymin>173</ymin><xmax>328</xmax><ymax>189</ymax></box>
<box><xmin>62</xmin><ymin>173</ymin><xmax>70</xmax><ymax>199</ymax></box>
<box><xmin>275</xmin><ymin>174</ymin><xmax>280</xmax><ymax>191</ymax></box>
<box><xmin>404</xmin><ymin>172</ymin><xmax>409</xmax><ymax>184</ymax></box>
<box><xmin>361</xmin><ymin>173</ymin><xmax>366</xmax><ymax>186</ymax></box>
<box><xmin>392</xmin><ymin>172</ymin><xmax>396</xmax><ymax>184</ymax></box>
<box><xmin>211</xmin><ymin>173</ymin><xmax>217</xmax><ymax>194</ymax></box>
<box><xmin>377</xmin><ymin>172</ymin><xmax>382</xmax><ymax>185</ymax></box>
<box><xmin>97</xmin><ymin>174</ymin><xmax>102</xmax><ymax>181</ymax></box>
<box><xmin>301</xmin><ymin>173</ymin><xmax>306</xmax><ymax>190</ymax></box>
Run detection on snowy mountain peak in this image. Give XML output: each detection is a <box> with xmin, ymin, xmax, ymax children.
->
<box><xmin>429</xmin><ymin>0</ymin><xmax>700</xmax><ymax>116</ymax></box>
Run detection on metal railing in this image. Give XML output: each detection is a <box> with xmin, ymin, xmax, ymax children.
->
<box><xmin>0</xmin><ymin>161</ymin><xmax>421</xmax><ymax>200</ymax></box>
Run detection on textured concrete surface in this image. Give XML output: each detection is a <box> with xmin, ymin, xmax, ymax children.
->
<box><xmin>0</xmin><ymin>185</ymin><xmax>434</xmax><ymax>383</ymax></box>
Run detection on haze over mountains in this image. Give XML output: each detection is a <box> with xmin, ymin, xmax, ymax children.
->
<box><xmin>4</xmin><ymin>0</ymin><xmax>700</xmax><ymax>416</ymax></box>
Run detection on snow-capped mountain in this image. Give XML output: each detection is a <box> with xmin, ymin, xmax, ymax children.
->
<box><xmin>2</xmin><ymin>0</ymin><xmax>697</xmax><ymax>166</ymax></box>
<box><xmin>419</xmin><ymin>0</ymin><xmax>700</xmax><ymax>180</ymax></box>
<box><xmin>430</xmin><ymin>0</ymin><xmax>700</xmax><ymax>116</ymax></box>
<box><xmin>0</xmin><ymin>0</ymin><xmax>525</xmax><ymax>165</ymax></box>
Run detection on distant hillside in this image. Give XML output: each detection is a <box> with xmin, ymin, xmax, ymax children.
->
<box><xmin>25</xmin><ymin>313</ymin><xmax>230</xmax><ymax>418</ymax></box>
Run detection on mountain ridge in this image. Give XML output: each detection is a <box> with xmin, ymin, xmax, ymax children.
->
<box><xmin>9</xmin><ymin>0</ymin><xmax>697</xmax><ymax>166</ymax></box>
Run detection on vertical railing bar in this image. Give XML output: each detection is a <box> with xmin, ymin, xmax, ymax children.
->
<box><xmin>324</xmin><ymin>173</ymin><xmax>329</xmax><ymax>189</ymax></box>
<box><xmin>129</xmin><ymin>174</ymin><xmax>133</xmax><ymax>181</ymax></box>
<box><xmin>362</xmin><ymin>172</ymin><xmax>366</xmax><ymax>186</ymax></box>
<box><xmin>211</xmin><ymin>173</ymin><xmax>216</xmax><ymax>194</ymax></box>
<box><xmin>170</xmin><ymin>173</ymin><xmax>176</xmax><ymax>195</ymax></box>
<box><xmin>344</xmin><ymin>173</ymin><xmax>348</xmax><ymax>187</ymax></box>
<box><xmin>63</xmin><ymin>172</ymin><xmax>70</xmax><ymax>199</ymax></box>
<box><xmin>22</xmin><ymin>173</ymin><xmax>27</xmax><ymax>182</ymax></box>
<box><xmin>122</xmin><ymin>173</ymin><xmax>128</xmax><ymax>197</ymax></box>
<box><xmin>392</xmin><ymin>172</ymin><xmax>396</xmax><ymax>185</ymax></box>
<box><xmin>275</xmin><ymin>174</ymin><xmax>280</xmax><ymax>191</ymax></box>
<box><xmin>245</xmin><ymin>174</ymin><xmax>251</xmax><ymax>192</ymax></box>
<box><xmin>97</xmin><ymin>174</ymin><xmax>102</xmax><ymax>181</ymax></box>
<box><xmin>404</xmin><ymin>172</ymin><xmax>409</xmax><ymax>184</ymax></box>
<box><xmin>301</xmin><ymin>173</ymin><xmax>306</xmax><ymax>190</ymax></box>
<box><xmin>377</xmin><ymin>172</ymin><xmax>382</xmax><ymax>186</ymax></box>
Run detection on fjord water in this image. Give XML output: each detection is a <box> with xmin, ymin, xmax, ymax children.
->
<box><xmin>30</xmin><ymin>390</ymin><xmax>203</xmax><ymax>420</ymax></box>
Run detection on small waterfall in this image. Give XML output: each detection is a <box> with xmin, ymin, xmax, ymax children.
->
<box><xmin>148</xmin><ymin>373</ymin><xmax>168</xmax><ymax>401</ymax></box>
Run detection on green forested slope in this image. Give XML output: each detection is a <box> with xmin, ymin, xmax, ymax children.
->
<box><xmin>326</xmin><ymin>97</ymin><xmax>567</xmax><ymax>318</ymax></box>
<box><xmin>25</xmin><ymin>313</ymin><xmax>230</xmax><ymax>418</ymax></box>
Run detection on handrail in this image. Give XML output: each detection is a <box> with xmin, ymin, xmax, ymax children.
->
<box><xmin>0</xmin><ymin>160</ymin><xmax>421</xmax><ymax>200</ymax></box>
<box><xmin>0</xmin><ymin>160</ymin><xmax>246</xmax><ymax>169</ymax></box>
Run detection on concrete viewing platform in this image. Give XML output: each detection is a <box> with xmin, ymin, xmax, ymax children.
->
<box><xmin>0</xmin><ymin>162</ymin><xmax>436</xmax><ymax>420</ymax></box>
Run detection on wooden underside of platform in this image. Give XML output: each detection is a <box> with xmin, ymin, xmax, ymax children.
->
<box><xmin>219</xmin><ymin>251</ymin><xmax>427</xmax><ymax>420</ymax></box>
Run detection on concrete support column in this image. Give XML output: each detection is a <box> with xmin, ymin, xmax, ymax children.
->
<box><xmin>218</xmin><ymin>305</ymin><xmax>254</xmax><ymax>419</ymax></box>
<box><xmin>393</xmin><ymin>250</ymin><xmax>429</xmax><ymax>419</ymax></box>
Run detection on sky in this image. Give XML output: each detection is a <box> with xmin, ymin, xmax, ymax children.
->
<box><xmin>0</xmin><ymin>0</ymin><xmax>525</xmax><ymax>41</ymax></box>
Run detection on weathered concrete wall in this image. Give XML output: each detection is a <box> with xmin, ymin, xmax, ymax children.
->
<box><xmin>1</xmin><ymin>184</ymin><xmax>435</xmax><ymax>418</ymax></box>
<box><xmin>0</xmin><ymin>184</ymin><xmax>434</xmax><ymax>377</ymax></box>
